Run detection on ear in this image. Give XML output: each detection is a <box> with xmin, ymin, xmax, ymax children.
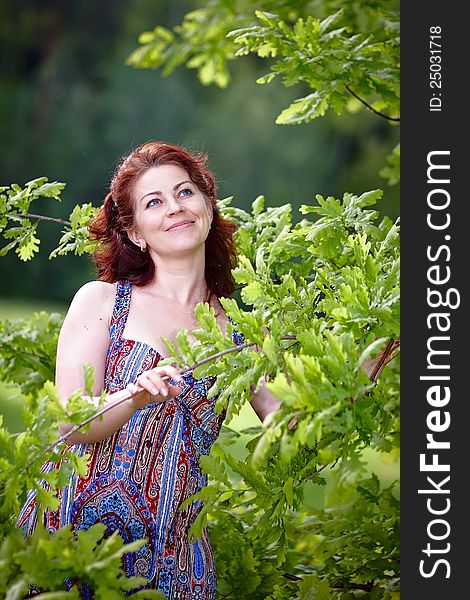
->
<box><xmin>127</xmin><ymin>228</ymin><xmax>144</xmax><ymax>249</ymax></box>
<box><xmin>207</xmin><ymin>202</ymin><xmax>214</xmax><ymax>224</ymax></box>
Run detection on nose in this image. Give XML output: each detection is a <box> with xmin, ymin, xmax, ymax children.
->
<box><xmin>166</xmin><ymin>196</ymin><xmax>185</xmax><ymax>215</ymax></box>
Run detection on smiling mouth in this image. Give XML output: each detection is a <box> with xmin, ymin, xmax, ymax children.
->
<box><xmin>166</xmin><ymin>220</ymin><xmax>194</xmax><ymax>231</ymax></box>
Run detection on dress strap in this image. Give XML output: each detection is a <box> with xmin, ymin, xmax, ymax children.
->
<box><xmin>108</xmin><ymin>280</ymin><xmax>132</xmax><ymax>348</ymax></box>
<box><xmin>228</xmin><ymin>316</ymin><xmax>244</xmax><ymax>346</ymax></box>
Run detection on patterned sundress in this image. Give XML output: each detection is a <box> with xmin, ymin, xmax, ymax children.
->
<box><xmin>17</xmin><ymin>280</ymin><xmax>242</xmax><ymax>599</ymax></box>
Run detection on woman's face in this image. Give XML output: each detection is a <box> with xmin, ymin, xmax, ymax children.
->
<box><xmin>128</xmin><ymin>164</ymin><xmax>213</xmax><ymax>257</ymax></box>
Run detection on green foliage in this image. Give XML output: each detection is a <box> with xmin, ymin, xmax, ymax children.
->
<box><xmin>126</xmin><ymin>1</ymin><xmax>257</xmax><ymax>88</ymax></box>
<box><xmin>0</xmin><ymin>180</ymin><xmax>98</xmax><ymax>262</ymax></box>
<box><xmin>0</xmin><ymin>348</ymin><xmax>165</xmax><ymax>597</ymax></box>
<box><xmin>0</xmin><ymin>2</ymin><xmax>400</xmax><ymax>596</ymax></box>
<box><xmin>0</xmin><ymin>525</ymin><xmax>166</xmax><ymax>599</ymax></box>
<box><xmin>380</xmin><ymin>143</ymin><xmax>400</xmax><ymax>186</ymax></box>
<box><xmin>0</xmin><ymin>183</ymin><xmax>399</xmax><ymax>596</ymax></box>
<box><xmin>0</xmin><ymin>178</ymin><xmax>65</xmax><ymax>261</ymax></box>
<box><xmin>0</xmin><ymin>311</ymin><xmax>63</xmax><ymax>395</ymax></box>
<box><xmin>167</xmin><ymin>191</ymin><xmax>399</xmax><ymax>457</ymax></box>
<box><xmin>0</xmin><ymin>370</ymin><xmax>96</xmax><ymax>536</ymax></box>
<box><xmin>159</xmin><ymin>191</ymin><xmax>400</xmax><ymax>596</ymax></box>
<box><xmin>127</xmin><ymin>0</ymin><xmax>400</xmax><ymax>124</ymax></box>
<box><xmin>49</xmin><ymin>203</ymin><xmax>99</xmax><ymax>259</ymax></box>
<box><xmin>230</xmin><ymin>8</ymin><xmax>399</xmax><ymax>125</ymax></box>
<box><xmin>126</xmin><ymin>0</ymin><xmax>400</xmax><ymax>202</ymax></box>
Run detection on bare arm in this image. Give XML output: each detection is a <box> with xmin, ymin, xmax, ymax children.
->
<box><xmin>250</xmin><ymin>376</ymin><xmax>281</xmax><ymax>423</ymax></box>
<box><xmin>56</xmin><ymin>281</ymin><xmax>182</xmax><ymax>444</ymax></box>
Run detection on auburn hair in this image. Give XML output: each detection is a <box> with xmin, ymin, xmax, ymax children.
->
<box><xmin>88</xmin><ymin>141</ymin><xmax>237</xmax><ymax>298</ymax></box>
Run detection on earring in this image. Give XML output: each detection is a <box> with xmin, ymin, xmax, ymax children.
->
<box><xmin>140</xmin><ymin>243</ymin><xmax>146</xmax><ymax>252</ymax></box>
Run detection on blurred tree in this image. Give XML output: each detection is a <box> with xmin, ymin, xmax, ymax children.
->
<box><xmin>0</xmin><ymin>0</ymin><xmax>398</xmax><ymax>304</ymax></box>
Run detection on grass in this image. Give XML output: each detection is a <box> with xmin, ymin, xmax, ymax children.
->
<box><xmin>0</xmin><ymin>297</ymin><xmax>66</xmax><ymax>319</ymax></box>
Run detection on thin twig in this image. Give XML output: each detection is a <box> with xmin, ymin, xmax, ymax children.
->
<box><xmin>24</xmin><ymin>212</ymin><xmax>71</xmax><ymax>226</ymax></box>
<box><xmin>346</xmin><ymin>86</ymin><xmax>400</xmax><ymax>122</ymax></box>
<box><xmin>349</xmin><ymin>337</ymin><xmax>399</xmax><ymax>404</ymax></box>
<box><xmin>284</xmin><ymin>340</ymin><xmax>300</xmax><ymax>352</ymax></box>
<box><xmin>25</xmin><ymin>341</ymin><xmax>259</xmax><ymax>469</ymax></box>
<box><xmin>25</xmin><ymin>334</ymin><xmax>399</xmax><ymax>469</ymax></box>
<box><xmin>333</xmin><ymin>580</ymin><xmax>374</xmax><ymax>592</ymax></box>
<box><xmin>282</xmin><ymin>571</ymin><xmax>302</xmax><ymax>581</ymax></box>
<box><xmin>304</xmin><ymin>462</ymin><xmax>329</xmax><ymax>481</ymax></box>
<box><xmin>370</xmin><ymin>337</ymin><xmax>398</xmax><ymax>383</ymax></box>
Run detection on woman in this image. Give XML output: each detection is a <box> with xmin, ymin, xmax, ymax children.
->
<box><xmin>17</xmin><ymin>141</ymin><xmax>279</xmax><ymax>599</ymax></box>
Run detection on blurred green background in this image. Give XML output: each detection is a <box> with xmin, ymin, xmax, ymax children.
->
<box><xmin>0</xmin><ymin>1</ymin><xmax>399</xmax><ymax>494</ymax></box>
<box><xmin>0</xmin><ymin>0</ymin><xmax>399</xmax><ymax>306</ymax></box>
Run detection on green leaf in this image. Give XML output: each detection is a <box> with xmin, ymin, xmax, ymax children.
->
<box><xmin>17</xmin><ymin>232</ymin><xmax>40</xmax><ymax>260</ymax></box>
<box><xmin>298</xmin><ymin>573</ymin><xmax>331</xmax><ymax>599</ymax></box>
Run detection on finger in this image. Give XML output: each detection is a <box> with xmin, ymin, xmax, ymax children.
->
<box><xmin>126</xmin><ymin>382</ymin><xmax>142</xmax><ymax>396</ymax></box>
<box><xmin>151</xmin><ymin>366</ymin><xmax>185</xmax><ymax>390</ymax></box>
<box><xmin>142</xmin><ymin>371</ymin><xmax>184</xmax><ymax>398</ymax></box>
<box><xmin>156</xmin><ymin>365</ymin><xmax>184</xmax><ymax>383</ymax></box>
<box><xmin>137</xmin><ymin>372</ymin><xmax>169</xmax><ymax>397</ymax></box>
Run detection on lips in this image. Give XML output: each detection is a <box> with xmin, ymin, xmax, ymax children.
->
<box><xmin>166</xmin><ymin>220</ymin><xmax>194</xmax><ymax>231</ymax></box>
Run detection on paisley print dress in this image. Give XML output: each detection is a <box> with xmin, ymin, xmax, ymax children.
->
<box><xmin>17</xmin><ymin>280</ymin><xmax>242</xmax><ymax>599</ymax></box>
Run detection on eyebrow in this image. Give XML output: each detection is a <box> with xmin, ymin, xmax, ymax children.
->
<box><xmin>140</xmin><ymin>180</ymin><xmax>193</xmax><ymax>202</ymax></box>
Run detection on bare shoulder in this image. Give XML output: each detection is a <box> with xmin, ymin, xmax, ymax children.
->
<box><xmin>67</xmin><ymin>280</ymin><xmax>116</xmax><ymax>325</ymax></box>
<box><xmin>72</xmin><ymin>280</ymin><xmax>116</xmax><ymax>304</ymax></box>
<box><xmin>56</xmin><ymin>280</ymin><xmax>116</xmax><ymax>397</ymax></box>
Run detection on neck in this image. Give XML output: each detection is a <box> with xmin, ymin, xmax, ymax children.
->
<box><xmin>146</xmin><ymin>251</ymin><xmax>209</xmax><ymax>305</ymax></box>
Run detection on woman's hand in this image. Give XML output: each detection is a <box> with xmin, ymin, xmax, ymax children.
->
<box><xmin>126</xmin><ymin>365</ymin><xmax>184</xmax><ymax>409</ymax></box>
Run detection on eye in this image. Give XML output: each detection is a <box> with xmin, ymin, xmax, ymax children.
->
<box><xmin>178</xmin><ymin>187</ymin><xmax>193</xmax><ymax>198</ymax></box>
<box><xmin>146</xmin><ymin>197</ymin><xmax>161</xmax><ymax>208</ymax></box>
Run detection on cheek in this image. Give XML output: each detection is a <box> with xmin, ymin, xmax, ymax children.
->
<box><xmin>137</xmin><ymin>210</ymin><xmax>162</xmax><ymax>230</ymax></box>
